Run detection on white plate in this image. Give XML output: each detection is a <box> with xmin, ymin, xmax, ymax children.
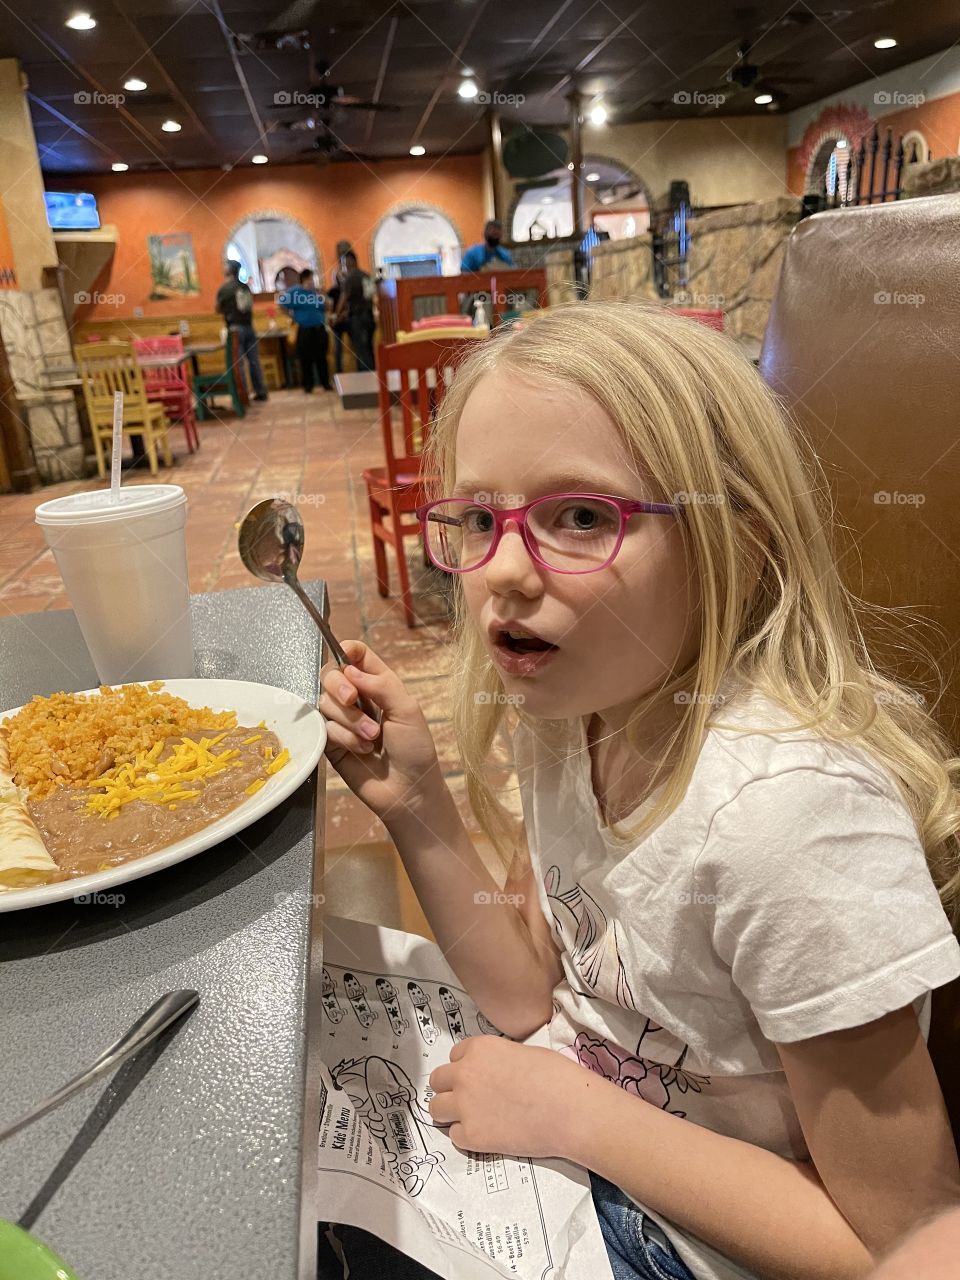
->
<box><xmin>0</xmin><ymin>678</ymin><xmax>326</xmax><ymax>912</ymax></box>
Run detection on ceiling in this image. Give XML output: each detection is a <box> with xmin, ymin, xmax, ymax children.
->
<box><xmin>7</xmin><ymin>0</ymin><xmax>958</xmax><ymax>175</ymax></box>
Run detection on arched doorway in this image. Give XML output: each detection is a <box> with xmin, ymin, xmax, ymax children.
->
<box><xmin>806</xmin><ymin>134</ymin><xmax>854</xmax><ymax>202</ymax></box>
<box><xmin>224</xmin><ymin>211</ymin><xmax>319</xmax><ymax>293</ymax></box>
<box><xmin>372</xmin><ymin>205</ymin><xmax>462</xmax><ymax>277</ymax></box>
<box><xmin>902</xmin><ymin>130</ymin><xmax>929</xmax><ymax>166</ymax></box>
<box><xmin>510</xmin><ymin>157</ymin><xmax>652</xmax><ymax>242</ymax></box>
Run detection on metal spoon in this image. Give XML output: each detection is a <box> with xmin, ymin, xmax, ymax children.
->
<box><xmin>238</xmin><ymin>498</ymin><xmax>384</xmax><ymax>747</ymax></box>
<box><xmin>0</xmin><ymin>990</ymin><xmax>199</xmax><ymax>1143</ymax></box>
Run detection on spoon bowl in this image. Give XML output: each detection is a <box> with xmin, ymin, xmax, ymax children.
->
<box><xmin>238</xmin><ymin>498</ymin><xmax>383</xmax><ymax>744</ymax></box>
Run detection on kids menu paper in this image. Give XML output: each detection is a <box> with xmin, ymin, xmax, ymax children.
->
<box><xmin>318</xmin><ymin>916</ymin><xmax>615</xmax><ymax>1280</ymax></box>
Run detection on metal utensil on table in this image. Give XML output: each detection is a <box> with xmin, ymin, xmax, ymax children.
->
<box><xmin>0</xmin><ymin>990</ymin><xmax>199</xmax><ymax>1143</ymax></box>
<box><xmin>238</xmin><ymin>497</ymin><xmax>384</xmax><ymax>750</ymax></box>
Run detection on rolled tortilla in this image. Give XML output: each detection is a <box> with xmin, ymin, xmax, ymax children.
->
<box><xmin>0</xmin><ymin>725</ymin><xmax>59</xmax><ymax>889</ymax></box>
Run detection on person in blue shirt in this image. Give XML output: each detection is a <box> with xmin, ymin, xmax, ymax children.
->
<box><xmin>460</xmin><ymin>219</ymin><xmax>513</xmax><ymax>272</ymax></box>
<box><xmin>279</xmin><ymin>269</ymin><xmax>331</xmax><ymax>393</ymax></box>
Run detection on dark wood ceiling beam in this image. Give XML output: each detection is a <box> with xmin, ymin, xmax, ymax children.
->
<box><xmin>27</xmin><ymin>20</ymin><xmax>185</xmax><ymax>164</ymax></box>
<box><xmin>410</xmin><ymin>0</ymin><xmax>491</xmax><ymax>144</ymax></box>
<box><xmin>365</xmin><ymin>12</ymin><xmax>398</xmax><ymax>144</ymax></box>
<box><xmin>544</xmin><ymin>4</ymin><xmax>647</xmax><ymax>100</ymax></box>
<box><xmin>208</xmin><ymin>0</ymin><xmax>269</xmax><ymax>155</ymax></box>
<box><xmin>103</xmin><ymin>0</ymin><xmax>218</xmax><ymax>149</ymax></box>
<box><xmin>28</xmin><ymin>93</ymin><xmax>116</xmax><ymax>163</ymax></box>
<box><xmin>522</xmin><ymin>0</ymin><xmax>579</xmax><ymax>61</ymax></box>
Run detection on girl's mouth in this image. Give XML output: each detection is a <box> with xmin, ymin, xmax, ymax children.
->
<box><xmin>490</xmin><ymin>625</ymin><xmax>560</xmax><ymax>677</ymax></box>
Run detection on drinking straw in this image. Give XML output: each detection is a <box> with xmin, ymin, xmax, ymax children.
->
<box><xmin>110</xmin><ymin>389</ymin><xmax>123</xmax><ymax>503</ymax></box>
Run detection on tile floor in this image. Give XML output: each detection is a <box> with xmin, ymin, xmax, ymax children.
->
<box><xmin>0</xmin><ymin>389</ymin><xmax>516</xmax><ymax>929</ymax></box>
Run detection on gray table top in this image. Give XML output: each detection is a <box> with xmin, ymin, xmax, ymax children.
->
<box><xmin>0</xmin><ymin>582</ymin><xmax>328</xmax><ymax>1280</ymax></box>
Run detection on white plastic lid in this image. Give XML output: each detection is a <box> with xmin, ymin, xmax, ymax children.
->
<box><xmin>35</xmin><ymin>484</ymin><xmax>186</xmax><ymax>526</ymax></box>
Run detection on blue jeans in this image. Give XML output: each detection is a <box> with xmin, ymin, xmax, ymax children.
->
<box><xmin>591</xmin><ymin>1173</ymin><xmax>697</xmax><ymax>1280</ymax></box>
<box><xmin>234</xmin><ymin>323</ymin><xmax>266</xmax><ymax>397</ymax></box>
<box><xmin>319</xmin><ymin>1176</ymin><xmax>696</xmax><ymax>1279</ymax></box>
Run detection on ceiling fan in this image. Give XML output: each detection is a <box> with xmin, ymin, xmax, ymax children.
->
<box><xmin>294</xmin><ymin>129</ymin><xmax>377</xmax><ymax>165</ymax></box>
<box><xmin>265</xmin><ymin>58</ymin><xmax>402</xmax><ymax>115</ymax></box>
<box><xmin>695</xmin><ymin>38</ymin><xmax>815</xmax><ymax>109</ymax></box>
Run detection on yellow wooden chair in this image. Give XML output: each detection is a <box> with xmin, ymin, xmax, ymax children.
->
<box><xmin>75</xmin><ymin>341</ymin><xmax>173</xmax><ymax>478</ymax></box>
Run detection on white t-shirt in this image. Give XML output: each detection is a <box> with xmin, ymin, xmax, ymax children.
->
<box><xmin>513</xmin><ymin>686</ymin><xmax>960</xmax><ymax>1280</ymax></box>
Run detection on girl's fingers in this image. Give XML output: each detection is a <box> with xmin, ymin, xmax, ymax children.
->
<box><xmin>323</xmin><ymin>718</ymin><xmax>377</xmax><ymax>763</ymax></box>
<box><xmin>428</xmin><ymin>1063</ymin><xmax>454</xmax><ymax>1091</ymax></box>
<box><xmin>320</xmin><ymin>664</ymin><xmax>359</xmax><ymax>708</ymax></box>
<box><xmin>342</xmin><ymin>663</ymin><xmax>408</xmax><ymax>719</ymax></box>
<box><xmin>427</xmin><ymin>1092</ymin><xmax>458</xmax><ymax>1126</ymax></box>
<box><xmin>319</xmin><ymin>694</ymin><xmax>379</xmax><ymax>751</ymax></box>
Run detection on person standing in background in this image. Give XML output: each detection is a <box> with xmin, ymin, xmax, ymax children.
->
<box><xmin>279</xmin><ymin>269</ymin><xmax>331</xmax><ymax>394</ymax></box>
<box><xmin>215</xmin><ymin>260</ymin><xmax>268</xmax><ymax>402</ymax></box>
<box><xmin>327</xmin><ymin>240</ymin><xmax>352</xmax><ymax>376</ymax></box>
<box><xmin>460</xmin><ymin>219</ymin><xmax>513</xmax><ymax>272</ymax></box>
<box><xmin>335</xmin><ymin>251</ymin><xmax>376</xmax><ymax>373</ymax></box>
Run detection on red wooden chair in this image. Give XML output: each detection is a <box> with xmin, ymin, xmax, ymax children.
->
<box><xmin>362</xmin><ymin>337</ymin><xmax>476</xmax><ymax>626</ymax></box>
<box><xmin>133</xmin><ymin>335</ymin><xmax>199</xmax><ymax>452</ymax></box>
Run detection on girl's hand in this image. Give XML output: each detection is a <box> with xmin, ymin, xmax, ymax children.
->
<box><xmin>428</xmin><ymin>1038</ymin><xmax>594</xmax><ymax>1159</ymax></box>
<box><xmin>319</xmin><ymin>639</ymin><xmax>445</xmax><ymax>826</ymax></box>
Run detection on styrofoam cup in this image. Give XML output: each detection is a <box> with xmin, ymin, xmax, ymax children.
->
<box><xmin>35</xmin><ymin>484</ymin><xmax>194</xmax><ymax>684</ymax></box>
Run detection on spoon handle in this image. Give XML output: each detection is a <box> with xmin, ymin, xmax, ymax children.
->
<box><xmin>0</xmin><ymin>990</ymin><xmax>199</xmax><ymax>1143</ymax></box>
<box><xmin>284</xmin><ymin>575</ymin><xmax>384</xmax><ymax>749</ymax></box>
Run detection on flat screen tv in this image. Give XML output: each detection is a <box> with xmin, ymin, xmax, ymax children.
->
<box><xmin>44</xmin><ymin>191</ymin><xmax>101</xmax><ymax>231</ymax></box>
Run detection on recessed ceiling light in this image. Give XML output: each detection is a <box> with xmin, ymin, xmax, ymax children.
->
<box><xmin>161</xmin><ymin>119</ymin><xmax>182</xmax><ymax>132</ymax></box>
<box><xmin>589</xmin><ymin>103</ymin><xmax>607</xmax><ymax>125</ymax></box>
<box><xmin>543</xmin><ymin>196</ymin><xmax>554</xmax><ymax>204</ymax></box>
<box><xmin>409</xmin><ymin>144</ymin><xmax>426</xmax><ymax>156</ymax></box>
<box><xmin>124</xmin><ymin>77</ymin><xmax>147</xmax><ymax>91</ymax></box>
<box><xmin>66</xmin><ymin>11</ymin><xmax>96</xmax><ymax>29</ymax></box>
<box><xmin>567</xmin><ymin>162</ymin><xmax>575</xmax><ymax>171</ymax></box>
<box><xmin>754</xmin><ymin>93</ymin><xmax>773</xmax><ymax>105</ymax></box>
<box><xmin>874</xmin><ymin>36</ymin><xmax>897</xmax><ymax>49</ymax></box>
<box><xmin>586</xmin><ymin>172</ymin><xmax>600</xmax><ymax>182</ymax></box>
<box><xmin>458</xmin><ymin>79</ymin><xmax>478</xmax><ymax>99</ymax></box>
<box><xmin>252</xmin><ymin>153</ymin><xmax>268</xmax><ymax>164</ymax></box>
<box><xmin>111</xmin><ymin>161</ymin><xmax>128</xmax><ymax>171</ymax></box>
<box><xmin>462</xmin><ymin>67</ymin><xmax>474</xmax><ymax>77</ymax></box>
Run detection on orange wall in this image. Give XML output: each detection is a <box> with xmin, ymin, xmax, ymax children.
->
<box><xmin>73</xmin><ymin>152</ymin><xmax>487</xmax><ymax>321</ymax></box>
<box><xmin>787</xmin><ymin>89</ymin><xmax>960</xmax><ymax>194</ymax></box>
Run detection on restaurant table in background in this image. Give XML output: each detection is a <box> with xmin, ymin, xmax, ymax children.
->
<box><xmin>257</xmin><ymin>328</ymin><xmax>293</xmax><ymax>388</ymax></box>
<box><xmin>0</xmin><ymin>582</ymin><xmax>328</xmax><ymax>1280</ymax></box>
<box><xmin>136</xmin><ymin>352</ymin><xmax>188</xmax><ymax>371</ymax></box>
<box><xmin>182</xmin><ymin>340</ymin><xmax>225</xmax><ymax>379</ymax></box>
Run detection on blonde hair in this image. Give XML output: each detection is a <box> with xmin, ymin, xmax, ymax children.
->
<box><xmin>422</xmin><ymin>302</ymin><xmax>960</xmax><ymax>925</ymax></box>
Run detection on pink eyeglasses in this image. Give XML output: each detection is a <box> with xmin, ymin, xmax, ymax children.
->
<box><xmin>416</xmin><ymin>492</ymin><xmax>678</xmax><ymax>574</ymax></box>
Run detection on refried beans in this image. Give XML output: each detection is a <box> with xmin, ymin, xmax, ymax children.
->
<box><xmin>29</xmin><ymin>726</ymin><xmax>280</xmax><ymax>878</ymax></box>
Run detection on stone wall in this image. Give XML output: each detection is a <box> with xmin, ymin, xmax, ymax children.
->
<box><xmin>543</xmin><ymin>246</ymin><xmax>580</xmax><ymax>308</ymax></box>
<box><xmin>589</xmin><ymin>234</ymin><xmax>659</xmax><ymax>302</ymax></box>
<box><xmin>682</xmin><ymin>197</ymin><xmax>803</xmax><ymax>347</ymax></box>
<box><xmin>537</xmin><ymin>197</ymin><xmax>802</xmax><ymax>350</ymax></box>
<box><xmin>0</xmin><ymin>288</ymin><xmax>83</xmax><ymax>482</ymax></box>
<box><xmin>901</xmin><ymin>156</ymin><xmax>960</xmax><ymax>199</ymax></box>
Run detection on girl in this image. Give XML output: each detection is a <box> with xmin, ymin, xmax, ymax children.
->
<box><xmin>318</xmin><ymin>303</ymin><xmax>960</xmax><ymax>1280</ymax></box>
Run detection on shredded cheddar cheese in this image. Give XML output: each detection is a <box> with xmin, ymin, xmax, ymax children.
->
<box><xmin>86</xmin><ymin>736</ymin><xmax>242</xmax><ymax>817</ymax></box>
<box><xmin>265</xmin><ymin>747</ymin><xmax>290</xmax><ymax>776</ymax></box>
<box><xmin>245</xmin><ymin>778</ymin><xmax>266</xmax><ymax>796</ymax></box>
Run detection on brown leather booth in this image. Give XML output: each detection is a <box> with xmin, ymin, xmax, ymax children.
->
<box><xmin>760</xmin><ymin>192</ymin><xmax>960</xmax><ymax>1139</ymax></box>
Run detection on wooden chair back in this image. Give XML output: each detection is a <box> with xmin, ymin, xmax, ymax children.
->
<box><xmin>74</xmin><ymin>341</ymin><xmax>151</xmax><ymax>427</ymax></box>
<box><xmin>375</xmin><ymin>338</ymin><xmax>476</xmax><ymax>484</ymax></box>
